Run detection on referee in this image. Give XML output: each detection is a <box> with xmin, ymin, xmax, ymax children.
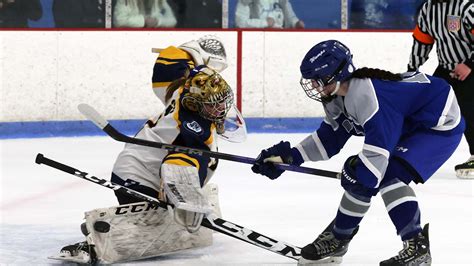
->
<box><xmin>408</xmin><ymin>0</ymin><xmax>474</xmax><ymax>179</ymax></box>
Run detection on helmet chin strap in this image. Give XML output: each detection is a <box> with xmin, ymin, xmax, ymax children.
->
<box><xmin>330</xmin><ymin>81</ymin><xmax>341</xmax><ymax>96</ymax></box>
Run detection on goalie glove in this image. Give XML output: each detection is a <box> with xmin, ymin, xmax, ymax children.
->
<box><xmin>179</xmin><ymin>35</ymin><xmax>228</xmax><ymax>72</ymax></box>
<box><xmin>161</xmin><ymin>164</ymin><xmax>213</xmax><ymax>233</ymax></box>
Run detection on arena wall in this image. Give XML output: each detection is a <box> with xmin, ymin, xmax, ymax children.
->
<box><xmin>0</xmin><ymin>30</ymin><xmax>439</xmax><ymax>137</ymax></box>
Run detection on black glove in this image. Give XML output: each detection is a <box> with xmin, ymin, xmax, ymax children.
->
<box><xmin>341</xmin><ymin>155</ymin><xmax>378</xmax><ymax>197</ymax></box>
<box><xmin>251</xmin><ymin>141</ymin><xmax>303</xmax><ymax>180</ymax></box>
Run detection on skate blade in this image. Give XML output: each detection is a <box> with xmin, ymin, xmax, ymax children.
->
<box><xmin>418</xmin><ymin>262</ymin><xmax>431</xmax><ymax>266</ymax></box>
<box><xmin>298</xmin><ymin>256</ymin><xmax>343</xmax><ymax>265</ymax></box>
<box><xmin>48</xmin><ymin>255</ymin><xmax>90</xmax><ymax>264</ymax></box>
<box><xmin>415</xmin><ymin>254</ymin><xmax>432</xmax><ymax>265</ymax></box>
<box><xmin>48</xmin><ymin>252</ymin><xmax>91</xmax><ymax>264</ymax></box>
<box><xmin>456</xmin><ymin>169</ymin><xmax>474</xmax><ymax>179</ymax></box>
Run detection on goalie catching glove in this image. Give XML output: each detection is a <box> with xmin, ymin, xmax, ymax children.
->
<box><xmin>179</xmin><ymin>35</ymin><xmax>228</xmax><ymax>72</ymax></box>
<box><xmin>251</xmin><ymin>141</ymin><xmax>304</xmax><ymax>179</ymax></box>
<box><xmin>161</xmin><ymin>163</ymin><xmax>213</xmax><ymax>233</ymax></box>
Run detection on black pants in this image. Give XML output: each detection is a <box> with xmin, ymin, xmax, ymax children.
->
<box><xmin>111</xmin><ymin>173</ymin><xmax>159</xmax><ymax>205</ymax></box>
<box><xmin>434</xmin><ymin>66</ymin><xmax>474</xmax><ymax>155</ymax></box>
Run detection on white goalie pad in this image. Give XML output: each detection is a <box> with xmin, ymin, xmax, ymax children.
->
<box><xmin>84</xmin><ymin>202</ymin><xmax>211</xmax><ymax>264</ymax></box>
<box><xmin>161</xmin><ymin>164</ymin><xmax>213</xmax><ymax>232</ymax></box>
<box><xmin>204</xmin><ymin>183</ymin><xmax>222</xmax><ymax>218</ymax></box>
<box><xmin>79</xmin><ymin>183</ymin><xmax>221</xmax><ymax>264</ymax></box>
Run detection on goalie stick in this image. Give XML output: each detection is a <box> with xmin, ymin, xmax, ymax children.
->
<box><xmin>35</xmin><ymin>153</ymin><xmax>302</xmax><ymax>261</ymax></box>
<box><xmin>77</xmin><ymin>103</ymin><xmax>339</xmax><ymax>179</ymax></box>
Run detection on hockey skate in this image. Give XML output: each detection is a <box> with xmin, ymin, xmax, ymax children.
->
<box><xmin>455</xmin><ymin>158</ymin><xmax>474</xmax><ymax>179</ymax></box>
<box><xmin>49</xmin><ymin>241</ymin><xmax>97</xmax><ymax>264</ymax></box>
<box><xmin>380</xmin><ymin>224</ymin><xmax>431</xmax><ymax>266</ymax></box>
<box><xmin>298</xmin><ymin>221</ymin><xmax>358</xmax><ymax>265</ymax></box>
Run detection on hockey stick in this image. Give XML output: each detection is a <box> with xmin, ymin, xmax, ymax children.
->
<box><xmin>78</xmin><ymin>103</ymin><xmax>339</xmax><ymax>179</ymax></box>
<box><xmin>35</xmin><ymin>153</ymin><xmax>302</xmax><ymax>260</ymax></box>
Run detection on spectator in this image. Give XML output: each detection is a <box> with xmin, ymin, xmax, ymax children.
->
<box><xmin>0</xmin><ymin>0</ymin><xmax>42</xmax><ymax>27</ymax></box>
<box><xmin>113</xmin><ymin>0</ymin><xmax>176</xmax><ymax>28</ymax></box>
<box><xmin>235</xmin><ymin>0</ymin><xmax>304</xmax><ymax>29</ymax></box>
<box><xmin>53</xmin><ymin>0</ymin><xmax>105</xmax><ymax>28</ymax></box>
<box><xmin>349</xmin><ymin>0</ymin><xmax>425</xmax><ymax>29</ymax></box>
<box><xmin>170</xmin><ymin>0</ymin><xmax>222</xmax><ymax>28</ymax></box>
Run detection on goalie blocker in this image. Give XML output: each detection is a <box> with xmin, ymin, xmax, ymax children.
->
<box><xmin>161</xmin><ymin>163</ymin><xmax>214</xmax><ymax>233</ymax></box>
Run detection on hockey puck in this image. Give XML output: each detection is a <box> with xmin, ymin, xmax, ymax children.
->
<box><xmin>93</xmin><ymin>221</ymin><xmax>110</xmax><ymax>233</ymax></box>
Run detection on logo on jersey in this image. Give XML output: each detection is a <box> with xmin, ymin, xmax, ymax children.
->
<box><xmin>184</xmin><ymin>120</ymin><xmax>203</xmax><ymax>134</ymax></box>
<box><xmin>342</xmin><ymin>119</ymin><xmax>364</xmax><ymax>135</ymax></box>
<box><xmin>396</xmin><ymin>146</ymin><xmax>408</xmax><ymax>153</ymax></box>
<box><xmin>447</xmin><ymin>15</ymin><xmax>460</xmax><ymax>32</ymax></box>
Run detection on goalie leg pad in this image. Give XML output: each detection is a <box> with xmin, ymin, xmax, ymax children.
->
<box><xmin>204</xmin><ymin>183</ymin><xmax>222</xmax><ymax>218</ymax></box>
<box><xmin>83</xmin><ymin>202</ymin><xmax>213</xmax><ymax>264</ymax></box>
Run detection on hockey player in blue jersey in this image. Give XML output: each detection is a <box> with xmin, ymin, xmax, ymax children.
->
<box><xmin>251</xmin><ymin>40</ymin><xmax>465</xmax><ymax>265</ymax></box>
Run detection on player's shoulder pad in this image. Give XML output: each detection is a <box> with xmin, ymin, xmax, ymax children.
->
<box><xmin>345</xmin><ymin>78</ymin><xmax>379</xmax><ymax>126</ymax></box>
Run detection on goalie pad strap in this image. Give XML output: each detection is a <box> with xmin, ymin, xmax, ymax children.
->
<box><xmin>111</xmin><ymin>173</ymin><xmax>159</xmax><ymax>205</ymax></box>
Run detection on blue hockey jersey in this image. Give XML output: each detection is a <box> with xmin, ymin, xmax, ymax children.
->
<box><xmin>296</xmin><ymin>72</ymin><xmax>463</xmax><ymax>188</ymax></box>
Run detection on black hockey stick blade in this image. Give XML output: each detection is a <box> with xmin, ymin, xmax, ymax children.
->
<box><xmin>78</xmin><ymin>104</ymin><xmax>339</xmax><ymax>179</ymax></box>
<box><xmin>35</xmin><ymin>153</ymin><xmax>302</xmax><ymax>260</ymax></box>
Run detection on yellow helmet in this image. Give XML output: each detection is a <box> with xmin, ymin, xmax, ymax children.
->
<box><xmin>182</xmin><ymin>66</ymin><xmax>234</xmax><ymax>122</ymax></box>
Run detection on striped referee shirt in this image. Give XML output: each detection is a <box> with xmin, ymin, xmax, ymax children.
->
<box><xmin>408</xmin><ymin>0</ymin><xmax>474</xmax><ymax>71</ymax></box>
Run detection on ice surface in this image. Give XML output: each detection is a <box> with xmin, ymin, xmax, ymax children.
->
<box><xmin>1</xmin><ymin>134</ymin><xmax>473</xmax><ymax>265</ymax></box>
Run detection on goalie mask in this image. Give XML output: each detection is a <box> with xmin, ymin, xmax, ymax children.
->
<box><xmin>179</xmin><ymin>35</ymin><xmax>228</xmax><ymax>72</ymax></box>
<box><xmin>182</xmin><ymin>66</ymin><xmax>234</xmax><ymax>123</ymax></box>
<box><xmin>299</xmin><ymin>40</ymin><xmax>355</xmax><ymax>102</ymax></box>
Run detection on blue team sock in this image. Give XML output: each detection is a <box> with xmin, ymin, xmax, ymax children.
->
<box><xmin>387</xmin><ymin>201</ymin><xmax>421</xmax><ymax>240</ymax></box>
<box><xmin>332</xmin><ymin>191</ymin><xmax>371</xmax><ymax>240</ymax></box>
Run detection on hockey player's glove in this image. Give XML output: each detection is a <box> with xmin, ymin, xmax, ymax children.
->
<box><xmin>341</xmin><ymin>155</ymin><xmax>378</xmax><ymax>197</ymax></box>
<box><xmin>251</xmin><ymin>141</ymin><xmax>303</xmax><ymax>180</ymax></box>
